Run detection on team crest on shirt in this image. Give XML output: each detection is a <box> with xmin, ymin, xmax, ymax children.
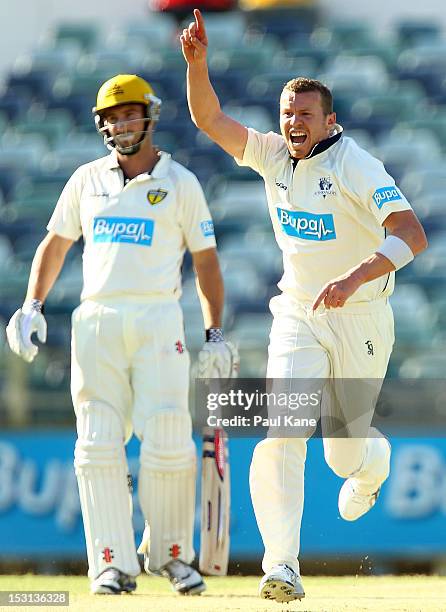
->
<box><xmin>314</xmin><ymin>176</ymin><xmax>336</xmax><ymax>199</ymax></box>
<box><xmin>147</xmin><ymin>189</ymin><xmax>168</xmax><ymax>205</ymax></box>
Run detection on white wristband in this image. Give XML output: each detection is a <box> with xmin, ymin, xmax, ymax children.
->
<box><xmin>376</xmin><ymin>235</ymin><xmax>414</xmax><ymax>270</ymax></box>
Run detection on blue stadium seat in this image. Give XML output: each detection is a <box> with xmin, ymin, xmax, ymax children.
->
<box><xmin>375</xmin><ymin>127</ymin><xmax>442</xmax><ymax>180</ymax></box>
<box><xmin>399</xmin><ymin>349</ymin><xmax>446</xmax><ymax>378</ymax></box>
<box><xmin>284</xmin><ymin>29</ymin><xmax>339</xmax><ymax>68</ymax></box>
<box><xmin>75</xmin><ymin>49</ymin><xmax>144</xmax><ymax>79</ymax></box>
<box><xmin>0</xmin><ymin>234</ymin><xmax>13</xmax><ymax>268</ymax></box>
<box><xmin>11</xmin><ymin>108</ymin><xmax>74</xmax><ymax>147</ymax></box>
<box><xmin>219</xmin><ymin>227</ymin><xmax>282</xmax><ymax>284</ymax></box>
<box><xmin>412</xmin><ymin>234</ymin><xmax>446</xmax><ymax>282</ymax></box>
<box><xmin>247</xmin><ymin>7</ymin><xmax>318</xmax><ymax>44</ymax></box>
<box><xmin>400</xmin><ymin>167</ymin><xmax>446</xmax><ymax>204</ymax></box>
<box><xmin>41</xmin><ymin>134</ymin><xmax>106</xmax><ymax>174</ymax></box>
<box><xmin>222</xmin><ymin>103</ymin><xmax>273</xmax><ymax>133</ymax></box>
<box><xmin>0</xmin><ymin>165</ymin><xmax>25</xmax><ymax>200</ymax></box>
<box><xmin>396</xmin><ymin>20</ymin><xmax>442</xmax><ymax>48</ymax></box>
<box><xmin>0</xmin><ymin>91</ymin><xmax>32</xmax><ymax>121</ymax></box>
<box><xmin>397</xmin><ymin>42</ymin><xmax>446</xmax><ymax>74</ymax></box>
<box><xmin>123</xmin><ymin>14</ymin><xmax>178</xmax><ymax>50</ymax></box>
<box><xmin>49</xmin><ymin>22</ymin><xmax>101</xmax><ymax>52</ymax></box>
<box><xmin>14</xmin><ymin>46</ymin><xmax>82</xmax><ymax>76</ymax></box>
<box><xmin>7</xmin><ymin>70</ymin><xmax>55</xmax><ymax>103</ymax></box>
<box><xmin>208</xmin><ymin>37</ymin><xmax>279</xmax><ymax>75</ymax></box>
<box><xmin>395</xmin><ymin>64</ymin><xmax>444</xmax><ymax>98</ymax></box>
<box><xmin>0</xmin><ymin>133</ymin><xmax>49</xmax><ymax>171</ymax></box>
<box><xmin>330</xmin><ymin>21</ymin><xmax>376</xmax><ymax>50</ymax></box>
<box><xmin>192</xmin><ymin>12</ymin><xmax>246</xmax><ymax>50</ymax></box>
<box><xmin>322</xmin><ymin>55</ymin><xmax>389</xmax><ymax>94</ymax></box>
<box><xmin>390</xmin><ymin>283</ymin><xmax>437</xmax><ymax>351</ymax></box>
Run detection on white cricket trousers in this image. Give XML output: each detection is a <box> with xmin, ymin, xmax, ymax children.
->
<box><xmin>71</xmin><ymin>297</ymin><xmax>194</xmax><ymax>579</ymax></box>
<box><xmin>249</xmin><ymin>293</ymin><xmax>395</xmax><ymax>574</ymax></box>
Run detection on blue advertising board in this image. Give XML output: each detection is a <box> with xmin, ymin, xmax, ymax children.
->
<box><xmin>0</xmin><ymin>432</ymin><xmax>445</xmax><ymax>561</ymax></box>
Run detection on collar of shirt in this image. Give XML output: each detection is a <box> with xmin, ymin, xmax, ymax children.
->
<box><xmin>105</xmin><ymin>149</ymin><xmax>172</xmax><ymax>179</ymax></box>
<box><xmin>290</xmin><ymin>123</ymin><xmax>344</xmax><ymax>168</ymax></box>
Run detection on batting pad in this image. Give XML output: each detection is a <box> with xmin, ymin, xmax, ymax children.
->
<box><xmin>74</xmin><ymin>401</ymin><xmax>140</xmax><ymax>579</ymax></box>
<box><xmin>138</xmin><ymin>411</ymin><xmax>196</xmax><ymax>571</ymax></box>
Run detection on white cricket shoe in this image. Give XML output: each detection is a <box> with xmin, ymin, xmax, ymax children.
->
<box><xmin>160</xmin><ymin>559</ymin><xmax>206</xmax><ymax>595</ymax></box>
<box><xmin>338</xmin><ymin>480</ymin><xmax>381</xmax><ymax>521</ymax></box>
<box><xmin>138</xmin><ymin>522</ymin><xmax>205</xmax><ymax>595</ymax></box>
<box><xmin>339</xmin><ymin>436</ymin><xmax>391</xmax><ymax>521</ymax></box>
<box><xmin>259</xmin><ymin>564</ymin><xmax>305</xmax><ymax>603</ymax></box>
<box><xmin>91</xmin><ymin>568</ymin><xmax>137</xmax><ymax>594</ymax></box>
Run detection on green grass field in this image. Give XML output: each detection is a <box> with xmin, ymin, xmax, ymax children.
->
<box><xmin>0</xmin><ymin>575</ymin><xmax>445</xmax><ymax>612</ymax></box>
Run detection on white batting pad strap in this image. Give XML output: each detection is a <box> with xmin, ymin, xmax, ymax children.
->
<box><xmin>376</xmin><ymin>235</ymin><xmax>414</xmax><ymax>270</ymax></box>
<box><xmin>74</xmin><ymin>441</ymin><xmax>124</xmax><ymax>466</ymax></box>
<box><xmin>74</xmin><ymin>402</ymin><xmax>140</xmax><ymax>579</ymax></box>
<box><xmin>139</xmin><ymin>412</ymin><xmax>196</xmax><ymax>570</ymax></box>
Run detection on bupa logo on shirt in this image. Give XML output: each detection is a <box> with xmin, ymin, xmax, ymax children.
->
<box><xmin>372</xmin><ymin>186</ymin><xmax>402</xmax><ymax>209</ymax></box>
<box><xmin>200</xmin><ymin>220</ymin><xmax>215</xmax><ymax>237</ymax></box>
<box><xmin>93</xmin><ymin>216</ymin><xmax>154</xmax><ymax>246</ymax></box>
<box><xmin>277</xmin><ymin>208</ymin><xmax>336</xmax><ymax>241</ymax></box>
<box><xmin>147</xmin><ymin>189</ymin><xmax>168</xmax><ymax>205</ymax></box>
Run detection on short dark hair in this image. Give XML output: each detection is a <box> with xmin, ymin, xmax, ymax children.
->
<box><xmin>282</xmin><ymin>78</ymin><xmax>333</xmax><ymax>115</ymax></box>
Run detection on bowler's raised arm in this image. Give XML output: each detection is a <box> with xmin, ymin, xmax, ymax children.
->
<box><xmin>180</xmin><ymin>9</ymin><xmax>248</xmax><ymax>160</ymax></box>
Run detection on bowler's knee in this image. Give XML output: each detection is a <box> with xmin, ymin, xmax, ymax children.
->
<box><xmin>250</xmin><ymin>437</ymin><xmax>307</xmax><ymax>473</ymax></box>
<box><xmin>324</xmin><ymin>442</ymin><xmax>364</xmax><ymax>479</ymax></box>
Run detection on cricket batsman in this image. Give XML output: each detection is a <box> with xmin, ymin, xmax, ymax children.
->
<box><xmin>6</xmin><ymin>74</ymin><xmax>237</xmax><ymax>595</ymax></box>
<box><xmin>181</xmin><ymin>10</ymin><xmax>428</xmax><ymax>603</ymax></box>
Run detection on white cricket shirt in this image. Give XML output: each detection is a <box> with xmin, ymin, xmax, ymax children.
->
<box><xmin>47</xmin><ymin>151</ymin><xmax>216</xmax><ymax>301</ymax></box>
<box><xmin>236</xmin><ymin>126</ymin><xmax>413</xmax><ymax>303</ymax></box>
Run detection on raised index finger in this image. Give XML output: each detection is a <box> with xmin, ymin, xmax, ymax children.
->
<box><xmin>194</xmin><ymin>8</ymin><xmax>206</xmax><ymax>37</ymax></box>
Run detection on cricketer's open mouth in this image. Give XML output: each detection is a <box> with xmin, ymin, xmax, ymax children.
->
<box><xmin>290</xmin><ymin>130</ymin><xmax>307</xmax><ymax>146</ymax></box>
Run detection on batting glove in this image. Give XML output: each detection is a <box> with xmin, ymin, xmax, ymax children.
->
<box><xmin>198</xmin><ymin>328</ymin><xmax>239</xmax><ymax>379</ymax></box>
<box><xmin>6</xmin><ymin>299</ymin><xmax>47</xmax><ymax>363</ymax></box>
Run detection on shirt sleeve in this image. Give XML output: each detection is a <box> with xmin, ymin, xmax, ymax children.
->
<box><xmin>177</xmin><ymin>170</ymin><xmax>217</xmax><ymax>253</ymax></box>
<box><xmin>46</xmin><ymin>167</ymin><xmax>84</xmax><ymax>240</ymax></box>
<box><xmin>234</xmin><ymin>128</ymin><xmax>285</xmax><ymax>176</ymax></box>
<box><xmin>342</xmin><ymin>141</ymin><xmax>413</xmax><ymax>225</ymax></box>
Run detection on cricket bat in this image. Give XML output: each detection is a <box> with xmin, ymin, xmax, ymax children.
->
<box><xmin>199</xmin><ymin>426</ymin><xmax>230</xmax><ymax>576</ymax></box>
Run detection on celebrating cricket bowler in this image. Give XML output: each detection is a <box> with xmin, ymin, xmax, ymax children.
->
<box><xmin>181</xmin><ymin>10</ymin><xmax>428</xmax><ymax>603</ymax></box>
<box><xmin>5</xmin><ymin>74</ymin><xmax>238</xmax><ymax>595</ymax></box>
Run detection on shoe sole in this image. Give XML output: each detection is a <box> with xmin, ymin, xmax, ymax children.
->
<box><xmin>92</xmin><ymin>586</ymin><xmax>135</xmax><ymax>595</ymax></box>
<box><xmin>92</xmin><ymin>582</ymin><xmax>136</xmax><ymax>595</ymax></box>
<box><xmin>260</xmin><ymin>578</ymin><xmax>305</xmax><ymax>603</ymax></box>
<box><xmin>177</xmin><ymin>582</ymin><xmax>206</xmax><ymax>596</ymax></box>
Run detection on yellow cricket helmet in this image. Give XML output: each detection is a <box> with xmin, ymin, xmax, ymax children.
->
<box><xmin>94</xmin><ymin>74</ymin><xmax>160</xmax><ymax>117</ymax></box>
<box><xmin>93</xmin><ymin>74</ymin><xmax>162</xmax><ymax>155</ymax></box>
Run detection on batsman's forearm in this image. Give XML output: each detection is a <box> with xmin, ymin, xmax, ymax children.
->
<box><xmin>195</xmin><ymin>274</ymin><xmax>224</xmax><ymax>329</ymax></box>
<box><xmin>25</xmin><ymin>238</ymin><xmax>70</xmax><ymax>303</ymax></box>
<box><xmin>195</xmin><ymin>266</ymin><xmax>224</xmax><ymax>329</ymax></box>
<box><xmin>187</xmin><ymin>63</ymin><xmax>221</xmax><ymax>131</ymax></box>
